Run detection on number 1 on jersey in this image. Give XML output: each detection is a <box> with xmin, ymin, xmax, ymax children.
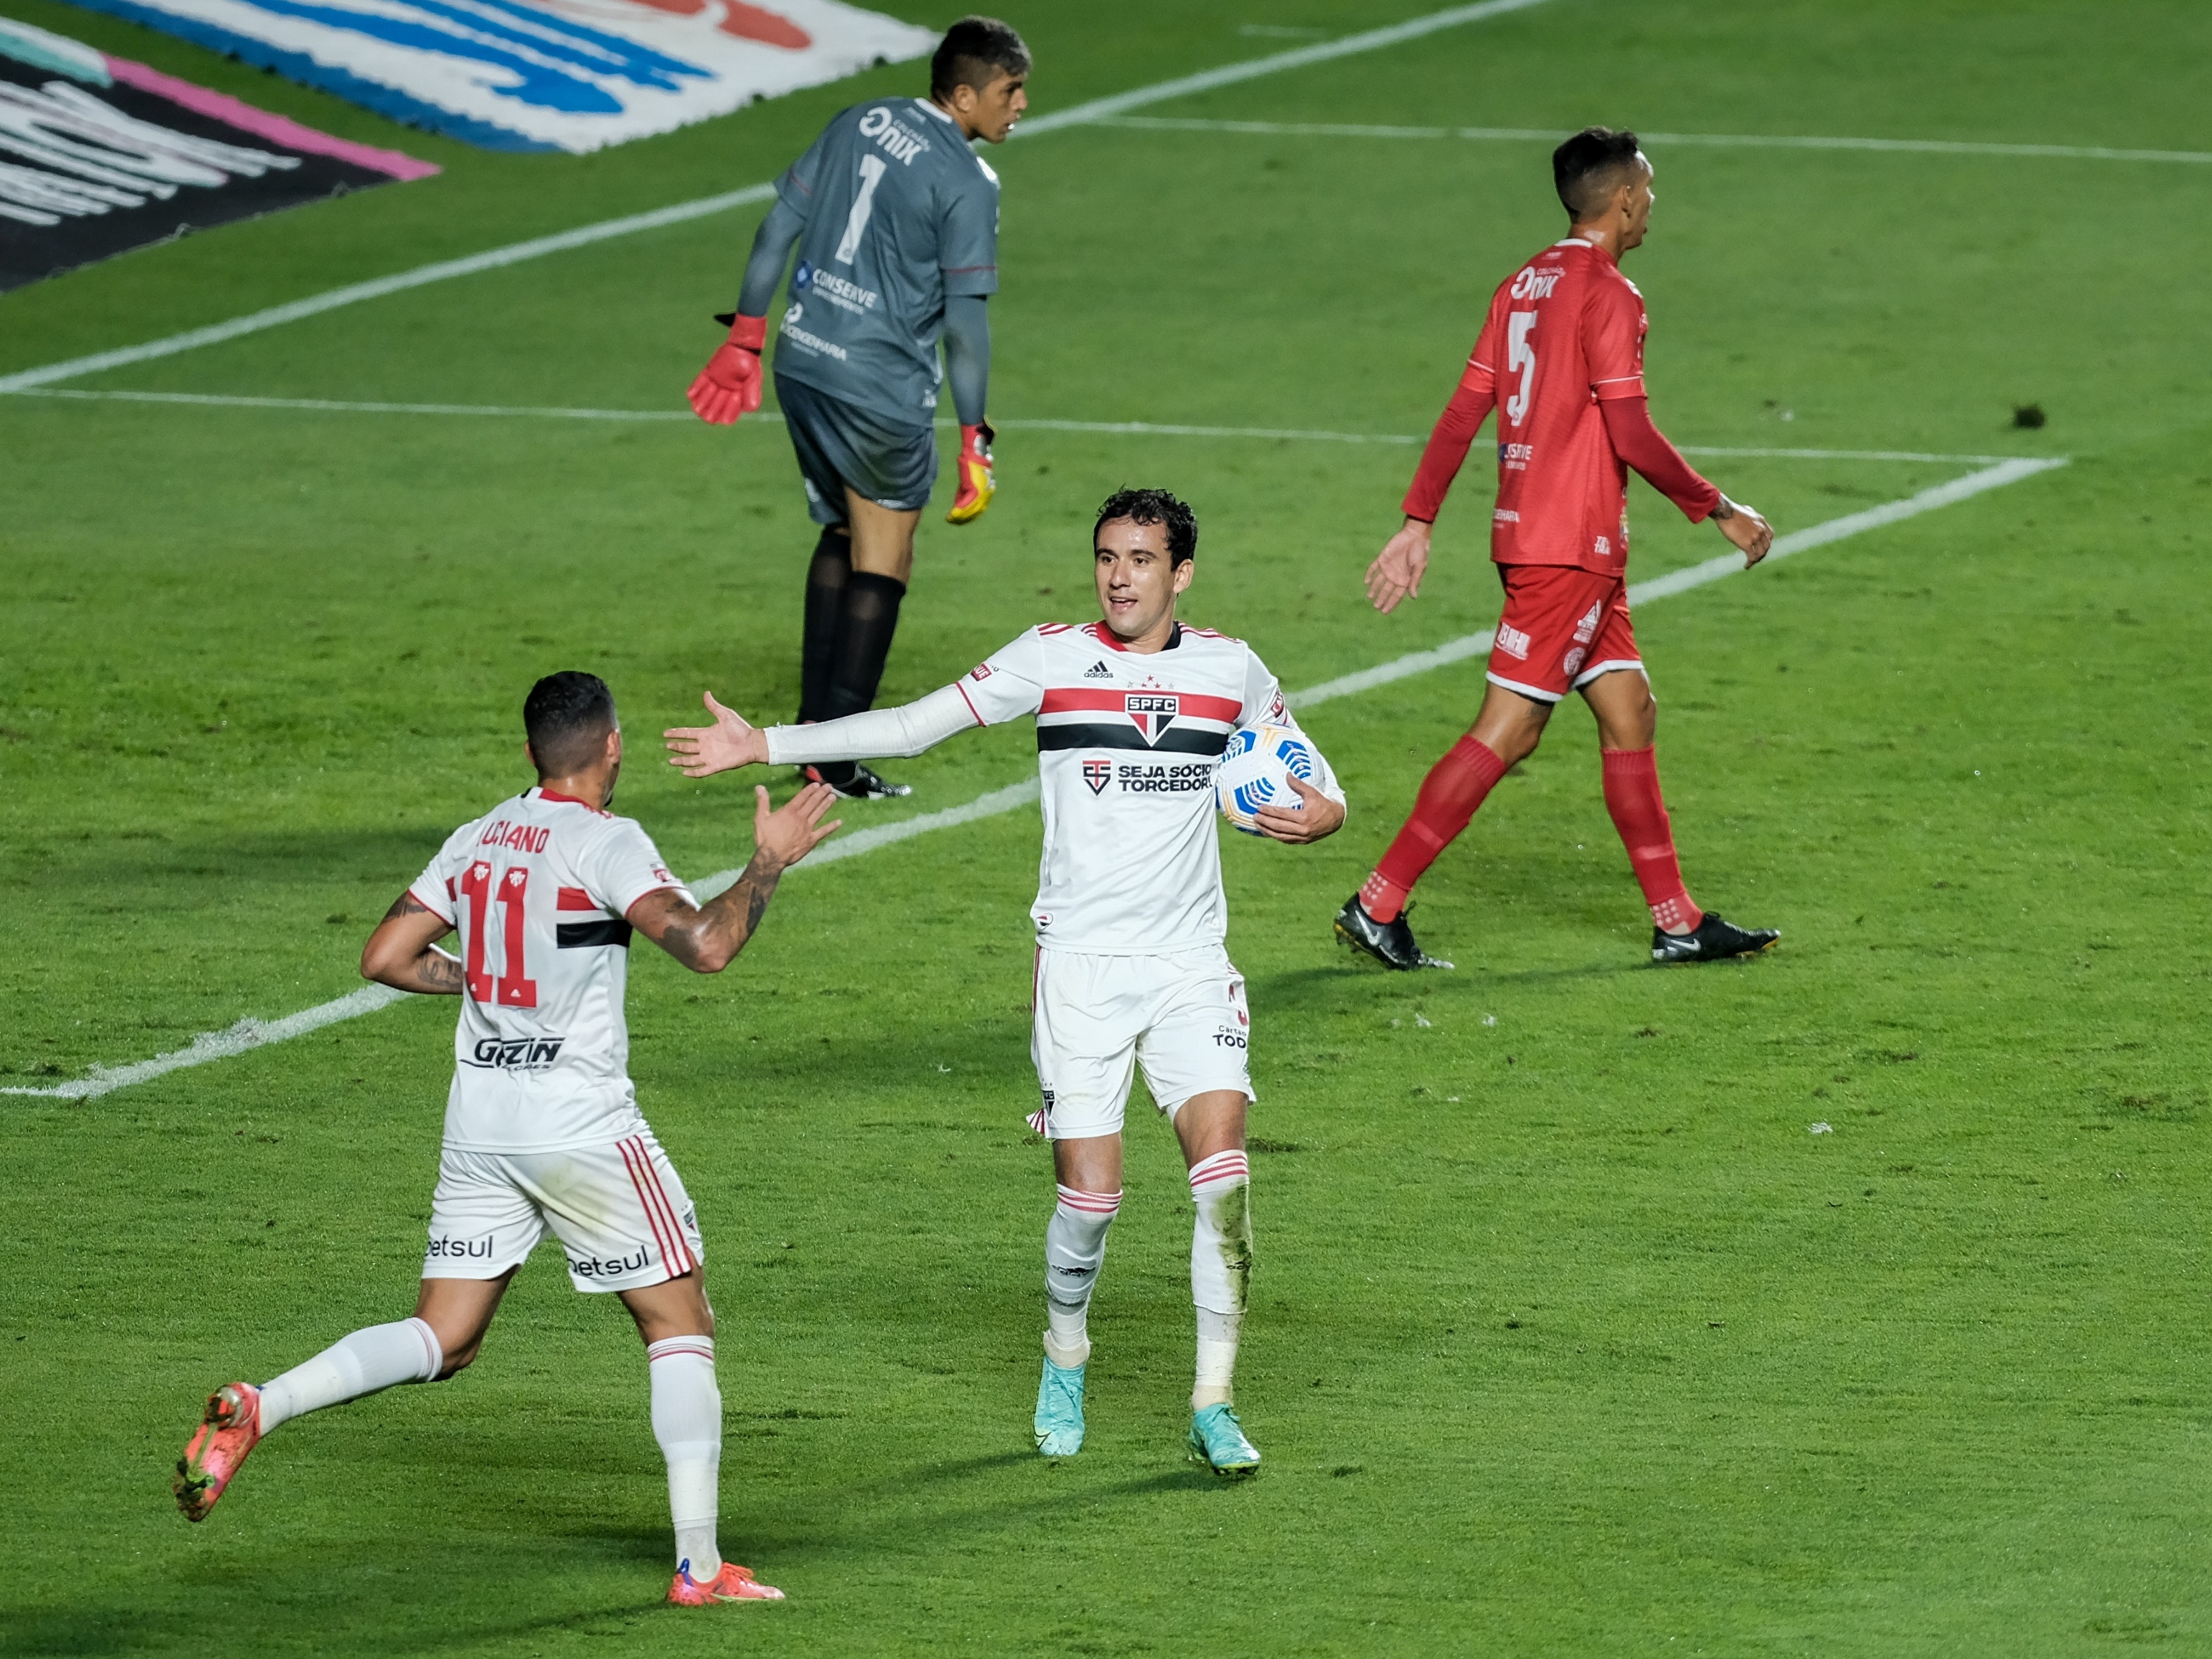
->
<box><xmin>458</xmin><ymin>861</ymin><xmax>538</xmax><ymax>1009</ymax></box>
<box><xmin>835</xmin><ymin>153</ymin><xmax>888</xmax><ymax>265</ymax></box>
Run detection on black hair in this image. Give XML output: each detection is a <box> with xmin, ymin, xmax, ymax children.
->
<box><xmin>523</xmin><ymin>671</ymin><xmax>616</xmax><ymax>778</ymax></box>
<box><xmin>1552</xmin><ymin>126</ymin><xmax>1644</xmax><ymax>220</ymax></box>
<box><xmin>930</xmin><ymin>16</ymin><xmax>1030</xmax><ymax>99</ymax></box>
<box><xmin>1094</xmin><ymin>487</ymin><xmax>1198</xmax><ymax>565</ymax></box>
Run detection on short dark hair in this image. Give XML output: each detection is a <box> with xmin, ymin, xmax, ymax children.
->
<box><xmin>1553</xmin><ymin>126</ymin><xmax>1644</xmax><ymax>220</ymax></box>
<box><xmin>1094</xmin><ymin>487</ymin><xmax>1198</xmax><ymax>565</ymax></box>
<box><xmin>931</xmin><ymin>16</ymin><xmax>1029</xmax><ymax>99</ymax></box>
<box><xmin>524</xmin><ymin>671</ymin><xmax>616</xmax><ymax>778</ymax></box>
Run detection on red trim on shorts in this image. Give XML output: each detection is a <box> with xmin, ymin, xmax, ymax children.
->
<box><xmin>954</xmin><ymin>678</ymin><xmax>985</xmax><ymax>725</ymax></box>
<box><xmin>619</xmin><ymin>1137</ymin><xmax>691</xmax><ymax>1276</ymax></box>
<box><xmin>638</xmin><ymin>1144</ymin><xmax>697</xmax><ymax>1275</ymax></box>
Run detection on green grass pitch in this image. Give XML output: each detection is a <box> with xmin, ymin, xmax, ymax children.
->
<box><xmin>3</xmin><ymin>1</ymin><xmax>2210</xmax><ymax>1652</ymax></box>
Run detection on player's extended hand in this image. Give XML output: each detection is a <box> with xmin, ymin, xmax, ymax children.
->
<box><xmin>753</xmin><ymin>782</ymin><xmax>841</xmax><ymax>870</ymax></box>
<box><xmin>687</xmin><ymin>315</ymin><xmax>767</xmax><ymax>424</ymax></box>
<box><xmin>1714</xmin><ymin>496</ymin><xmax>1775</xmax><ymax>567</ymax></box>
<box><xmin>1365</xmin><ymin>518</ymin><xmax>1432</xmax><ymax>613</ymax></box>
<box><xmin>1252</xmin><ymin>773</ymin><xmax>1346</xmax><ymax>845</ymax></box>
<box><xmin>664</xmin><ymin>691</ymin><xmax>769</xmax><ymax>777</ymax></box>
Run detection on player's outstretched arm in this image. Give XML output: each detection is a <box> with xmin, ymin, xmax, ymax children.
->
<box><xmin>666</xmin><ymin>685</ymin><xmax>982</xmax><ymax>778</ymax></box>
<box><xmin>629</xmin><ymin>784</ymin><xmax>840</xmax><ymax>974</ymax></box>
<box><xmin>361</xmin><ymin>894</ymin><xmax>463</xmax><ymax>995</ymax></box>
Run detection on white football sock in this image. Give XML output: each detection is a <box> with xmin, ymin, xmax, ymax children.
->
<box><xmin>1043</xmin><ymin>1185</ymin><xmax>1120</xmax><ymax>1368</ymax></box>
<box><xmin>648</xmin><ymin>1336</ymin><xmax>721</xmax><ymax>1579</ymax></box>
<box><xmin>259</xmin><ymin>1317</ymin><xmax>442</xmax><ymax>1432</ymax></box>
<box><xmin>1188</xmin><ymin>1150</ymin><xmax>1252</xmax><ymax>1409</ymax></box>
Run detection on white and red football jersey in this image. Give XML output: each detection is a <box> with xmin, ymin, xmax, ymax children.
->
<box><xmin>955</xmin><ymin>621</ymin><xmax>1342</xmax><ymax>953</ymax></box>
<box><xmin>407</xmin><ymin>787</ymin><xmax>692</xmax><ymax>1153</ymax></box>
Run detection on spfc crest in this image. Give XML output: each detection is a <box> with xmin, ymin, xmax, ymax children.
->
<box><xmin>1124</xmin><ymin>692</ymin><xmax>1178</xmax><ymax>744</ymax></box>
<box><xmin>1082</xmin><ymin>758</ymin><xmax>1113</xmax><ymax>795</ymax></box>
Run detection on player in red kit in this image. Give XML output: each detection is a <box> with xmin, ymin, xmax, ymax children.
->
<box><xmin>1336</xmin><ymin>127</ymin><xmax>1781</xmax><ymax>970</ymax></box>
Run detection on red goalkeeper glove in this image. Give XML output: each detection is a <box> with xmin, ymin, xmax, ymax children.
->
<box><xmin>946</xmin><ymin>420</ymin><xmax>995</xmax><ymax>524</ymax></box>
<box><xmin>688</xmin><ymin>313</ymin><xmax>766</xmax><ymax>424</ymax></box>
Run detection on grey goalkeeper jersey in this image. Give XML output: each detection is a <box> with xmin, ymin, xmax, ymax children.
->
<box><xmin>771</xmin><ymin>96</ymin><xmax>1001</xmax><ymax>429</ymax></box>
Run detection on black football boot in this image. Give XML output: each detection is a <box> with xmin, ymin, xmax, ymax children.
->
<box><xmin>1650</xmin><ymin>912</ymin><xmax>1779</xmax><ymax>963</ymax></box>
<box><xmin>1334</xmin><ymin>895</ymin><xmax>1454</xmax><ymax>971</ymax></box>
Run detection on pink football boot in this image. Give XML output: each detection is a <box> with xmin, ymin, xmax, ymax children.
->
<box><xmin>175</xmin><ymin>1382</ymin><xmax>263</xmax><ymax>1522</ymax></box>
<box><xmin>667</xmin><ymin>1560</ymin><xmax>786</xmax><ymax>1605</ymax></box>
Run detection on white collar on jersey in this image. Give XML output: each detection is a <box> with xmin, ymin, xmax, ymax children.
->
<box><xmin>1556</xmin><ymin>238</ymin><xmax>1594</xmax><ymax>248</ymax></box>
<box><xmin>914</xmin><ymin>97</ymin><xmax>956</xmax><ymax>125</ymax></box>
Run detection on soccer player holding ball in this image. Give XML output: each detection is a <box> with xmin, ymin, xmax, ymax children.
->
<box><xmin>687</xmin><ymin>17</ymin><xmax>1029</xmax><ymax>800</ymax></box>
<box><xmin>666</xmin><ymin>489</ymin><xmax>1346</xmax><ymax>1475</ymax></box>
<box><xmin>173</xmin><ymin>674</ymin><xmax>840</xmax><ymax>1607</ymax></box>
<box><xmin>1337</xmin><ymin>128</ymin><xmax>1781</xmax><ymax>971</ymax></box>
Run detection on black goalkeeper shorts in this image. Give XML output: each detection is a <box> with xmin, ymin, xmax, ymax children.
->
<box><xmin>773</xmin><ymin>373</ymin><xmax>938</xmax><ymax>526</ymax></box>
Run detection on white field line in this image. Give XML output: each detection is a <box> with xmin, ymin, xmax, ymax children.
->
<box><xmin>1099</xmin><ymin>115</ymin><xmax>2212</xmax><ymax>165</ymax></box>
<box><xmin>0</xmin><ymin>390</ymin><xmax>2035</xmax><ymax>468</ymax></box>
<box><xmin>2</xmin><ymin>453</ymin><xmax>2062</xmax><ymax>1102</ymax></box>
<box><xmin>0</xmin><ymin>985</ymin><xmax>407</xmax><ymax>1101</ymax></box>
<box><xmin>0</xmin><ymin>0</ymin><xmax>1549</xmax><ymax>396</ymax></box>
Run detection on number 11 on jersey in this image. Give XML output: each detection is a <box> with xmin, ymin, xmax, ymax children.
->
<box><xmin>459</xmin><ymin>861</ymin><xmax>538</xmax><ymax>1008</ymax></box>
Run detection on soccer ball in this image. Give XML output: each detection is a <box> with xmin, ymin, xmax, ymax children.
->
<box><xmin>1216</xmin><ymin>725</ymin><xmax>1316</xmax><ymax>835</ymax></box>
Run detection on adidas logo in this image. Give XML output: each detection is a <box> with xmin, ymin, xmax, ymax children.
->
<box><xmin>1083</xmin><ymin>661</ymin><xmax>1112</xmax><ymax>680</ymax></box>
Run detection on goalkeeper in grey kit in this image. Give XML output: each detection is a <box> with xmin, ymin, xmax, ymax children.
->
<box><xmin>687</xmin><ymin>17</ymin><xmax>1029</xmax><ymax>800</ymax></box>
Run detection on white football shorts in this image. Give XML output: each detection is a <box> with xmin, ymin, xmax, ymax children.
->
<box><xmin>423</xmin><ymin>1130</ymin><xmax>704</xmax><ymax>1294</ymax></box>
<box><xmin>1031</xmin><ymin>944</ymin><xmax>1254</xmax><ymax>1140</ymax></box>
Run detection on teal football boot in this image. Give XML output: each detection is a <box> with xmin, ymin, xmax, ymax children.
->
<box><xmin>1033</xmin><ymin>1356</ymin><xmax>1087</xmax><ymax>1457</ymax></box>
<box><xmin>1186</xmin><ymin>1403</ymin><xmax>1261</xmax><ymax>1476</ymax></box>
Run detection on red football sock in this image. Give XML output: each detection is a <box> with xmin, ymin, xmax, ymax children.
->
<box><xmin>1364</xmin><ymin>737</ymin><xmax>1508</xmax><ymax>921</ymax></box>
<box><xmin>1601</xmin><ymin>745</ymin><xmax>1703</xmax><ymax>934</ymax></box>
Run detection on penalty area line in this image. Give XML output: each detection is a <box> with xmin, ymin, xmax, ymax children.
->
<box><xmin>1</xmin><ymin>453</ymin><xmax>2065</xmax><ymax>1101</ymax></box>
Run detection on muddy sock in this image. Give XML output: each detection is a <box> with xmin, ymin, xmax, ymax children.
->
<box><xmin>1187</xmin><ymin>1149</ymin><xmax>1251</xmax><ymax>1409</ymax></box>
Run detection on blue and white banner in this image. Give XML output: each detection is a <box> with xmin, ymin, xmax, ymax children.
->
<box><xmin>55</xmin><ymin>0</ymin><xmax>939</xmax><ymax>152</ymax></box>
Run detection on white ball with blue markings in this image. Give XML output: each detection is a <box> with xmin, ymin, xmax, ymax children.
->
<box><xmin>1215</xmin><ymin>724</ymin><xmax>1316</xmax><ymax>835</ymax></box>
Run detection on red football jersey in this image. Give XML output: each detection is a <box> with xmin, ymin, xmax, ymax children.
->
<box><xmin>1412</xmin><ymin>239</ymin><xmax>1656</xmax><ymax>577</ymax></box>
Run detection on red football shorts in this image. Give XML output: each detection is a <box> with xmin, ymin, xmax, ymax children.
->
<box><xmin>1484</xmin><ymin>563</ymin><xmax>1643</xmax><ymax>705</ymax></box>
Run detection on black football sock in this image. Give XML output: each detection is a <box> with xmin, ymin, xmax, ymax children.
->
<box><xmin>820</xmin><ymin>571</ymin><xmax>907</xmax><ymax>725</ymax></box>
<box><xmin>797</xmin><ymin>526</ymin><xmax>852</xmax><ymax>726</ymax></box>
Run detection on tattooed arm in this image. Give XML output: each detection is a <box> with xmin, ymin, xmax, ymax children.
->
<box><xmin>361</xmin><ymin>892</ymin><xmax>465</xmax><ymax>994</ymax></box>
<box><xmin>627</xmin><ymin>783</ymin><xmax>840</xmax><ymax>974</ymax></box>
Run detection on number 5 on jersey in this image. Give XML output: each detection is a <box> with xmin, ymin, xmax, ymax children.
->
<box><xmin>459</xmin><ymin>861</ymin><xmax>538</xmax><ymax>1008</ymax></box>
<box><xmin>1504</xmin><ymin>311</ymin><xmax>1537</xmax><ymax>427</ymax></box>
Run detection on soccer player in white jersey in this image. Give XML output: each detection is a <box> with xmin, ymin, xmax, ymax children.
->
<box><xmin>665</xmin><ymin>488</ymin><xmax>1347</xmax><ymax>1476</ymax></box>
<box><xmin>172</xmin><ymin>672</ymin><xmax>839</xmax><ymax>1608</ymax></box>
